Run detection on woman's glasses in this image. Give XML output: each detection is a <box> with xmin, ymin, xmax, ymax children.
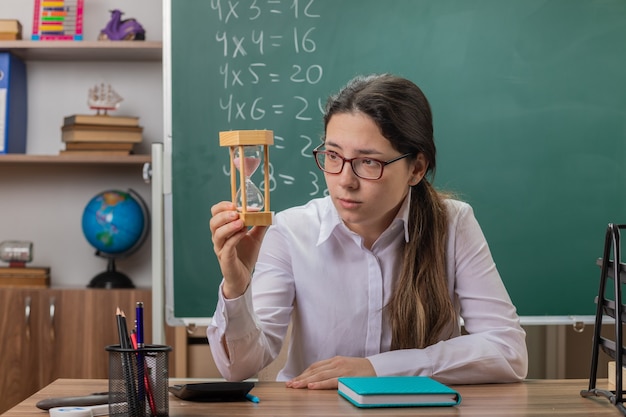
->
<box><xmin>312</xmin><ymin>143</ymin><xmax>412</xmax><ymax>180</ymax></box>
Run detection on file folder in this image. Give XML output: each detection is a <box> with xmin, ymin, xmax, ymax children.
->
<box><xmin>0</xmin><ymin>52</ymin><xmax>27</xmax><ymax>154</ymax></box>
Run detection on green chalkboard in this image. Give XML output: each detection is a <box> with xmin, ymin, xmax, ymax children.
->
<box><xmin>167</xmin><ymin>0</ymin><xmax>626</xmax><ymax>322</ymax></box>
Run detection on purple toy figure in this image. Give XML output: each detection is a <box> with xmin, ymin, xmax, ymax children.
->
<box><xmin>99</xmin><ymin>9</ymin><xmax>146</xmax><ymax>41</ymax></box>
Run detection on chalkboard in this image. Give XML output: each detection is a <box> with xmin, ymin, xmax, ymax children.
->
<box><xmin>166</xmin><ymin>0</ymin><xmax>626</xmax><ymax>323</ymax></box>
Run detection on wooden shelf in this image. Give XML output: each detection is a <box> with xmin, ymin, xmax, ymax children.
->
<box><xmin>0</xmin><ymin>40</ymin><xmax>162</xmax><ymax>61</ymax></box>
<box><xmin>0</xmin><ymin>154</ymin><xmax>151</xmax><ymax>164</ymax></box>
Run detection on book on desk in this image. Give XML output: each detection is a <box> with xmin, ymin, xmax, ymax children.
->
<box><xmin>337</xmin><ymin>376</ymin><xmax>462</xmax><ymax>408</ymax></box>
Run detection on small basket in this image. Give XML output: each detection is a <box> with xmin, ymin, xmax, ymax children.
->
<box><xmin>106</xmin><ymin>344</ymin><xmax>172</xmax><ymax>417</ymax></box>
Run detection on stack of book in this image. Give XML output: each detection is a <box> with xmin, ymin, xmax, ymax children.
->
<box><xmin>60</xmin><ymin>114</ymin><xmax>143</xmax><ymax>156</ymax></box>
<box><xmin>0</xmin><ymin>266</ymin><xmax>50</xmax><ymax>288</ymax></box>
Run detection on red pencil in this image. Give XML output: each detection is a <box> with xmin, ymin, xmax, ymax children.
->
<box><xmin>131</xmin><ymin>330</ymin><xmax>157</xmax><ymax>416</ymax></box>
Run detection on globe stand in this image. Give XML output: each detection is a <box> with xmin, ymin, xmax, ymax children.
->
<box><xmin>87</xmin><ymin>257</ymin><xmax>135</xmax><ymax>289</ymax></box>
<box><xmin>82</xmin><ymin>189</ymin><xmax>149</xmax><ymax>289</ymax></box>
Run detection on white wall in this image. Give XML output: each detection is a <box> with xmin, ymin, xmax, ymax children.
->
<box><xmin>0</xmin><ymin>0</ymin><xmax>163</xmax><ymax>288</ymax></box>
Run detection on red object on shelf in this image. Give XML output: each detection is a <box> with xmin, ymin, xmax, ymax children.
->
<box><xmin>32</xmin><ymin>0</ymin><xmax>84</xmax><ymax>41</ymax></box>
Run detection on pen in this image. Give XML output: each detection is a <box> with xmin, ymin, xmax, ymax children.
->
<box><xmin>135</xmin><ymin>302</ymin><xmax>144</xmax><ymax>348</ymax></box>
<box><xmin>245</xmin><ymin>393</ymin><xmax>260</xmax><ymax>404</ymax></box>
<box><xmin>135</xmin><ymin>302</ymin><xmax>146</xmax><ymax>416</ymax></box>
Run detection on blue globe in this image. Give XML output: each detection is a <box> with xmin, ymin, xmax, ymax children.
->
<box><xmin>81</xmin><ymin>190</ymin><xmax>148</xmax><ymax>256</ymax></box>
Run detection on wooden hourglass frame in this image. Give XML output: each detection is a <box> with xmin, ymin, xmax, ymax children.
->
<box><xmin>219</xmin><ymin>130</ymin><xmax>274</xmax><ymax>226</ymax></box>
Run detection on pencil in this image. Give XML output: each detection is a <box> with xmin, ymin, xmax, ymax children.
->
<box><xmin>116</xmin><ymin>307</ymin><xmax>128</xmax><ymax>348</ymax></box>
<box><xmin>120</xmin><ymin>309</ymin><xmax>133</xmax><ymax>349</ymax></box>
<box><xmin>117</xmin><ymin>308</ymin><xmax>141</xmax><ymax>416</ymax></box>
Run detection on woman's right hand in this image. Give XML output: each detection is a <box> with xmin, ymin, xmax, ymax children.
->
<box><xmin>209</xmin><ymin>201</ymin><xmax>268</xmax><ymax>299</ymax></box>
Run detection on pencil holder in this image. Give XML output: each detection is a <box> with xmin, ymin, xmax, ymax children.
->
<box><xmin>106</xmin><ymin>344</ymin><xmax>172</xmax><ymax>417</ymax></box>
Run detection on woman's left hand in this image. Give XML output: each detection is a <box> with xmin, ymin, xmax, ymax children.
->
<box><xmin>286</xmin><ymin>356</ymin><xmax>376</xmax><ymax>390</ymax></box>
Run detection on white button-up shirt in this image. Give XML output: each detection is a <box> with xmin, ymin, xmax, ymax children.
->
<box><xmin>207</xmin><ymin>195</ymin><xmax>528</xmax><ymax>384</ymax></box>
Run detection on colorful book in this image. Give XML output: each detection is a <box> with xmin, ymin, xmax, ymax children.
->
<box><xmin>337</xmin><ymin>376</ymin><xmax>461</xmax><ymax>408</ymax></box>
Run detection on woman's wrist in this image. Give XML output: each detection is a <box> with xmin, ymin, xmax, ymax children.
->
<box><xmin>222</xmin><ymin>279</ymin><xmax>250</xmax><ymax>299</ymax></box>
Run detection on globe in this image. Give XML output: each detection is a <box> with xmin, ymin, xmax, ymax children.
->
<box><xmin>81</xmin><ymin>189</ymin><xmax>149</xmax><ymax>288</ymax></box>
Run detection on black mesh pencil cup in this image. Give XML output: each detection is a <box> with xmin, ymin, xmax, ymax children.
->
<box><xmin>106</xmin><ymin>344</ymin><xmax>172</xmax><ymax>417</ymax></box>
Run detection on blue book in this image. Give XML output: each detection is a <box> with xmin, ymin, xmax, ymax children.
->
<box><xmin>337</xmin><ymin>376</ymin><xmax>462</xmax><ymax>408</ymax></box>
<box><xmin>0</xmin><ymin>52</ymin><xmax>27</xmax><ymax>154</ymax></box>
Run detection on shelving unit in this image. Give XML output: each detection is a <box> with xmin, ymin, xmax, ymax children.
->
<box><xmin>0</xmin><ymin>40</ymin><xmax>161</xmax><ymax>288</ymax></box>
<box><xmin>0</xmin><ymin>40</ymin><xmax>162</xmax><ymax>61</ymax></box>
<box><xmin>0</xmin><ymin>153</ymin><xmax>151</xmax><ymax>164</ymax></box>
<box><xmin>0</xmin><ymin>40</ymin><xmax>162</xmax><ymax>164</ymax></box>
<box><xmin>0</xmin><ymin>2</ymin><xmax>168</xmax><ymax>413</ymax></box>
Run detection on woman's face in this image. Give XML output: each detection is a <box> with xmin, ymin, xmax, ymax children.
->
<box><xmin>323</xmin><ymin>111</ymin><xmax>426</xmax><ymax>245</ymax></box>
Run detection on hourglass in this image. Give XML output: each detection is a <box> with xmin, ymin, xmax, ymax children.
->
<box><xmin>219</xmin><ymin>130</ymin><xmax>274</xmax><ymax>226</ymax></box>
<box><xmin>234</xmin><ymin>145</ymin><xmax>265</xmax><ymax>211</ymax></box>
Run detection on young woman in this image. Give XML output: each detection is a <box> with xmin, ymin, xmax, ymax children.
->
<box><xmin>207</xmin><ymin>74</ymin><xmax>528</xmax><ymax>389</ymax></box>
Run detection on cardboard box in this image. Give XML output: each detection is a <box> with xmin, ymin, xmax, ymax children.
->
<box><xmin>187</xmin><ymin>341</ymin><xmax>221</xmax><ymax>378</ymax></box>
<box><xmin>0</xmin><ymin>20</ymin><xmax>22</xmax><ymax>40</ymax></box>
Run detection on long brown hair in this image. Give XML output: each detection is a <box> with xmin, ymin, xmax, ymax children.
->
<box><xmin>323</xmin><ymin>74</ymin><xmax>455</xmax><ymax>349</ymax></box>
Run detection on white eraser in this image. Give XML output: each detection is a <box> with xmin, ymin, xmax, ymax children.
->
<box><xmin>49</xmin><ymin>407</ymin><xmax>93</xmax><ymax>417</ymax></box>
<box><xmin>49</xmin><ymin>404</ymin><xmax>108</xmax><ymax>417</ymax></box>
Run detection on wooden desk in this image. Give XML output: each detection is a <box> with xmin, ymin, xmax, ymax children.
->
<box><xmin>1</xmin><ymin>378</ymin><xmax>621</xmax><ymax>417</ymax></box>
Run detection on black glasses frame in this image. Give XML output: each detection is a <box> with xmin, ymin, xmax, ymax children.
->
<box><xmin>312</xmin><ymin>143</ymin><xmax>412</xmax><ymax>180</ymax></box>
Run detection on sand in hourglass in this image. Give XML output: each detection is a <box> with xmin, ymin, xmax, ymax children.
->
<box><xmin>233</xmin><ymin>157</ymin><xmax>261</xmax><ymax>177</ymax></box>
<box><xmin>234</xmin><ymin>155</ymin><xmax>264</xmax><ymax>211</ymax></box>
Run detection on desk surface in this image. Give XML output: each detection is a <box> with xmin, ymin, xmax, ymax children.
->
<box><xmin>1</xmin><ymin>378</ymin><xmax>622</xmax><ymax>417</ymax></box>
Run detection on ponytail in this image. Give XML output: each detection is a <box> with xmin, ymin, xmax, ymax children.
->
<box><xmin>387</xmin><ymin>180</ymin><xmax>455</xmax><ymax>349</ymax></box>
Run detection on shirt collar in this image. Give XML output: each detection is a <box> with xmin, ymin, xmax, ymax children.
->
<box><xmin>316</xmin><ymin>189</ymin><xmax>412</xmax><ymax>246</ymax></box>
<box><xmin>317</xmin><ymin>198</ymin><xmax>343</xmax><ymax>245</ymax></box>
<box><xmin>397</xmin><ymin>188</ymin><xmax>411</xmax><ymax>243</ymax></box>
